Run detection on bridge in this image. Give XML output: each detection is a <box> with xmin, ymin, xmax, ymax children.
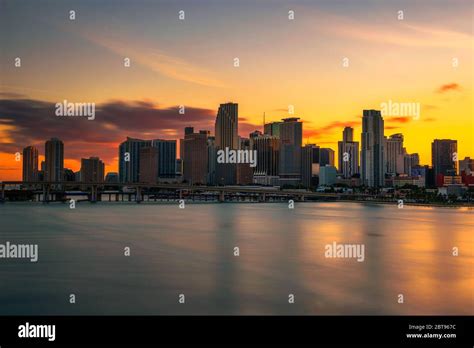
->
<box><xmin>0</xmin><ymin>181</ymin><xmax>366</xmax><ymax>203</ymax></box>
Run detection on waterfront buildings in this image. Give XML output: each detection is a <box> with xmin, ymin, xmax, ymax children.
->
<box><xmin>45</xmin><ymin>138</ymin><xmax>64</xmax><ymax>182</ymax></box>
<box><xmin>361</xmin><ymin>110</ymin><xmax>385</xmax><ymax>187</ymax></box>
<box><xmin>183</xmin><ymin>129</ymin><xmax>209</xmax><ymax>185</ymax></box>
<box><xmin>301</xmin><ymin>144</ymin><xmax>320</xmax><ymax>188</ymax></box>
<box><xmin>22</xmin><ymin>146</ymin><xmax>38</xmax><ymax>182</ymax></box>
<box><xmin>337</xmin><ymin>127</ymin><xmax>359</xmax><ymax>178</ymax></box>
<box><xmin>278</xmin><ymin>117</ymin><xmax>302</xmax><ymax>186</ymax></box>
<box><xmin>80</xmin><ymin>157</ymin><xmax>105</xmax><ymax>183</ymax></box>
<box><xmin>432</xmin><ymin>139</ymin><xmax>458</xmax><ymax>179</ymax></box>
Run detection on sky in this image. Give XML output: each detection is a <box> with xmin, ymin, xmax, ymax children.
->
<box><xmin>0</xmin><ymin>0</ymin><xmax>473</xmax><ymax>180</ymax></box>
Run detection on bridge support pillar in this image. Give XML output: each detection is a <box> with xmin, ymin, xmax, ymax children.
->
<box><xmin>136</xmin><ymin>187</ymin><xmax>142</xmax><ymax>203</ymax></box>
<box><xmin>42</xmin><ymin>184</ymin><xmax>50</xmax><ymax>203</ymax></box>
<box><xmin>90</xmin><ymin>185</ymin><xmax>97</xmax><ymax>203</ymax></box>
<box><xmin>219</xmin><ymin>191</ymin><xmax>225</xmax><ymax>203</ymax></box>
<box><xmin>0</xmin><ymin>183</ymin><xmax>5</xmax><ymax>202</ymax></box>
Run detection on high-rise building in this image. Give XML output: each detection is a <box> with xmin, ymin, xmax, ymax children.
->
<box><xmin>459</xmin><ymin>157</ymin><xmax>474</xmax><ymax>175</ymax></box>
<box><xmin>179</xmin><ymin>138</ymin><xmax>185</xmax><ymax>159</ymax></box>
<box><xmin>207</xmin><ymin>136</ymin><xmax>217</xmax><ymax>185</ymax></box>
<box><xmin>119</xmin><ymin>137</ymin><xmax>151</xmax><ymax>183</ymax></box>
<box><xmin>252</xmin><ymin>134</ymin><xmax>280</xmax><ymax>184</ymax></box>
<box><xmin>215</xmin><ymin>103</ymin><xmax>238</xmax><ymax>184</ymax></box>
<box><xmin>384</xmin><ymin>134</ymin><xmax>404</xmax><ymax>175</ymax></box>
<box><xmin>403</xmin><ymin>151</ymin><xmax>419</xmax><ymax>176</ymax></box>
<box><xmin>22</xmin><ymin>146</ymin><xmax>38</xmax><ymax>182</ymax></box>
<box><xmin>45</xmin><ymin>138</ymin><xmax>64</xmax><ymax>182</ymax></box>
<box><xmin>139</xmin><ymin>147</ymin><xmax>159</xmax><ymax>183</ymax></box>
<box><xmin>279</xmin><ymin>117</ymin><xmax>302</xmax><ymax>186</ymax></box>
<box><xmin>80</xmin><ymin>157</ymin><xmax>105</xmax><ymax>183</ymax></box>
<box><xmin>432</xmin><ymin>139</ymin><xmax>458</xmax><ymax>177</ymax></box>
<box><xmin>151</xmin><ymin>139</ymin><xmax>176</xmax><ymax>178</ymax></box>
<box><xmin>338</xmin><ymin>127</ymin><xmax>359</xmax><ymax>178</ymax></box>
<box><xmin>361</xmin><ymin>110</ymin><xmax>385</xmax><ymax>187</ymax></box>
<box><xmin>342</xmin><ymin>127</ymin><xmax>353</xmax><ymax>142</ymax></box>
<box><xmin>183</xmin><ymin>129</ymin><xmax>209</xmax><ymax>185</ymax></box>
<box><xmin>215</xmin><ymin>103</ymin><xmax>238</xmax><ymax>150</ymax></box>
<box><xmin>301</xmin><ymin>144</ymin><xmax>320</xmax><ymax>188</ymax></box>
<box><xmin>320</xmin><ymin>148</ymin><xmax>335</xmax><ymax>167</ymax></box>
<box><xmin>264</xmin><ymin>122</ymin><xmax>281</xmax><ymax>137</ymax></box>
<box><xmin>319</xmin><ymin>165</ymin><xmax>337</xmax><ymax>186</ymax></box>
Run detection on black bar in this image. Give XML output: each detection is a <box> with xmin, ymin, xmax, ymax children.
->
<box><xmin>0</xmin><ymin>316</ymin><xmax>472</xmax><ymax>346</ymax></box>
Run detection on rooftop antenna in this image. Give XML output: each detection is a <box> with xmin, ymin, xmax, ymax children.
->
<box><xmin>263</xmin><ymin>112</ymin><xmax>266</xmax><ymax>132</ymax></box>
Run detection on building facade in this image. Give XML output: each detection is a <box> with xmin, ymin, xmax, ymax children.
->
<box><xmin>45</xmin><ymin>138</ymin><xmax>64</xmax><ymax>182</ymax></box>
<box><xmin>278</xmin><ymin>117</ymin><xmax>302</xmax><ymax>186</ymax></box>
<box><xmin>361</xmin><ymin>110</ymin><xmax>385</xmax><ymax>187</ymax></box>
<box><xmin>22</xmin><ymin>146</ymin><xmax>38</xmax><ymax>182</ymax></box>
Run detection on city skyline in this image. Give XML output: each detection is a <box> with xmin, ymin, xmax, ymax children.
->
<box><xmin>13</xmin><ymin>102</ymin><xmax>471</xmax><ymax>190</ymax></box>
<box><xmin>1</xmin><ymin>100</ymin><xmax>471</xmax><ymax>182</ymax></box>
<box><xmin>1</xmin><ymin>0</ymin><xmax>472</xmax><ymax>180</ymax></box>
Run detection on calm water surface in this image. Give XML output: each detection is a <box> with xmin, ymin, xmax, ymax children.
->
<box><xmin>0</xmin><ymin>202</ymin><xmax>473</xmax><ymax>315</ymax></box>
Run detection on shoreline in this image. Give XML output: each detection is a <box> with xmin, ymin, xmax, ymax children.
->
<box><xmin>2</xmin><ymin>199</ymin><xmax>472</xmax><ymax>209</ymax></box>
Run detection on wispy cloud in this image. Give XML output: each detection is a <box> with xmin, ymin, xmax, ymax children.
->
<box><xmin>0</xmin><ymin>97</ymin><xmax>215</xmax><ymax>166</ymax></box>
<box><xmin>436</xmin><ymin>83</ymin><xmax>462</xmax><ymax>93</ymax></box>
<box><xmin>302</xmin><ymin>9</ymin><xmax>472</xmax><ymax>48</ymax></box>
<box><xmin>81</xmin><ymin>31</ymin><xmax>227</xmax><ymax>88</ymax></box>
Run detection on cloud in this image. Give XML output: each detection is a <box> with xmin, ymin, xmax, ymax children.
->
<box><xmin>385</xmin><ymin>116</ymin><xmax>411</xmax><ymax>123</ymax></box>
<box><xmin>81</xmin><ymin>31</ymin><xmax>227</xmax><ymax>88</ymax></box>
<box><xmin>0</xmin><ymin>97</ymin><xmax>216</xmax><ymax>167</ymax></box>
<box><xmin>304</xmin><ymin>8</ymin><xmax>473</xmax><ymax>49</ymax></box>
<box><xmin>436</xmin><ymin>83</ymin><xmax>461</xmax><ymax>93</ymax></box>
<box><xmin>303</xmin><ymin>120</ymin><xmax>359</xmax><ymax>139</ymax></box>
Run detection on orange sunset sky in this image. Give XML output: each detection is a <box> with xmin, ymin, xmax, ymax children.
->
<box><xmin>0</xmin><ymin>0</ymin><xmax>473</xmax><ymax>180</ymax></box>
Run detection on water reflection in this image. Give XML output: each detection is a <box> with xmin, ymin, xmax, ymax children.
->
<box><xmin>0</xmin><ymin>202</ymin><xmax>472</xmax><ymax>315</ymax></box>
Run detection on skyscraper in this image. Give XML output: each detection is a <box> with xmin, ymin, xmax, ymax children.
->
<box><xmin>264</xmin><ymin>122</ymin><xmax>281</xmax><ymax>137</ymax></box>
<box><xmin>342</xmin><ymin>127</ymin><xmax>353</xmax><ymax>143</ymax></box>
<box><xmin>459</xmin><ymin>157</ymin><xmax>474</xmax><ymax>175</ymax></box>
<box><xmin>361</xmin><ymin>110</ymin><xmax>385</xmax><ymax>187</ymax></box>
<box><xmin>119</xmin><ymin>137</ymin><xmax>151</xmax><ymax>183</ymax></box>
<box><xmin>22</xmin><ymin>146</ymin><xmax>38</xmax><ymax>182</ymax></box>
<box><xmin>207</xmin><ymin>136</ymin><xmax>217</xmax><ymax>185</ymax></box>
<box><xmin>252</xmin><ymin>134</ymin><xmax>280</xmax><ymax>185</ymax></box>
<box><xmin>301</xmin><ymin>144</ymin><xmax>320</xmax><ymax>188</ymax></box>
<box><xmin>384</xmin><ymin>133</ymin><xmax>404</xmax><ymax>175</ymax></box>
<box><xmin>151</xmin><ymin>139</ymin><xmax>176</xmax><ymax>178</ymax></box>
<box><xmin>45</xmin><ymin>138</ymin><xmax>64</xmax><ymax>182</ymax></box>
<box><xmin>432</xmin><ymin>139</ymin><xmax>457</xmax><ymax>177</ymax></box>
<box><xmin>183</xmin><ymin>129</ymin><xmax>209</xmax><ymax>185</ymax></box>
<box><xmin>139</xmin><ymin>147</ymin><xmax>159</xmax><ymax>183</ymax></box>
<box><xmin>80</xmin><ymin>157</ymin><xmax>105</xmax><ymax>183</ymax></box>
<box><xmin>279</xmin><ymin>117</ymin><xmax>302</xmax><ymax>186</ymax></box>
<box><xmin>215</xmin><ymin>103</ymin><xmax>238</xmax><ymax>184</ymax></box>
<box><xmin>215</xmin><ymin>103</ymin><xmax>238</xmax><ymax>150</ymax></box>
<box><xmin>404</xmin><ymin>152</ymin><xmax>419</xmax><ymax>176</ymax></box>
<box><xmin>320</xmin><ymin>148</ymin><xmax>335</xmax><ymax>167</ymax></box>
<box><xmin>337</xmin><ymin>127</ymin><xmax>359</xmax><ymax>178</ymax></box>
